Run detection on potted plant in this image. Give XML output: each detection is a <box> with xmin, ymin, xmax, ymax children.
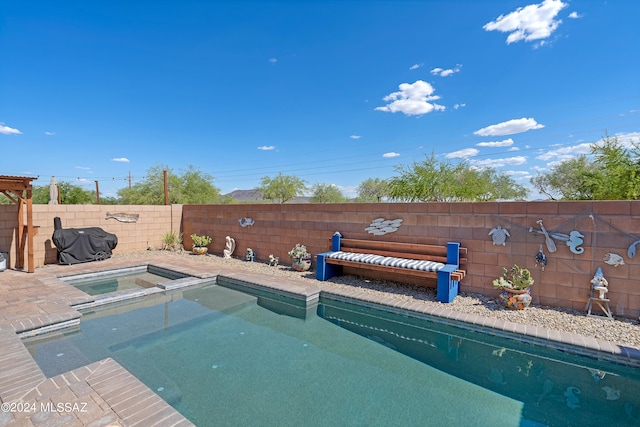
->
<box><xmin>190</xmin><ymin>233</ymin><xmax>212</xmax><ymax>255</ymax></box>
<box><xmin>288</xmin><ymin>243</ymin><xmax>312</xmax><ymax>272</ymax></box>
<box><xmin>493</xmin><ymin>265</ymin><xmax>534</xmax><ymax>309</ymax></box>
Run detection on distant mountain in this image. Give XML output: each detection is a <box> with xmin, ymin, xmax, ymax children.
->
<box><xmin>224</xmin><ymin>189</ymin><xmax>310</xmax><ymax>203</ymax></box>
<box><xmin>225</xmin><ymin>189</ymin><xmax>263</xmax><ymax>202</ymax></box>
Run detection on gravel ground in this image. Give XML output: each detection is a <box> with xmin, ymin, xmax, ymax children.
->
<box><xmin>115</xmin><ymin>250</ymin><xmax>640</xmax><ymax>349</ymax></box>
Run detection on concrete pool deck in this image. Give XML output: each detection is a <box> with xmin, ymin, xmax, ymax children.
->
<box><xmin>0</xmin><ymin>254</ymin><xmax>639</xmax><ymax>426</ymax></box>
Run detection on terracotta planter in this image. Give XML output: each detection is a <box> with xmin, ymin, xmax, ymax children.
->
<box><xmin>192</xmin><ymin>246</ymin><xmax>208</xmax><ymax>255</ymax></box>
<box><xmin>497</xmin><ymin>287</ymin><xmax>532</xmax><ymax>310</ymax></box>
<box><xmin>292</xmin><ymin>257</ymin><xmax>312</xmax><ymax>272</ymax></box>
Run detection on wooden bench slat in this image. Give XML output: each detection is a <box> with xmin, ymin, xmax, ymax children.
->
<box><xmin>338</xmin><ymin>246</ymin><xmax>468</xmax><ymax>265</ymax></box>
<box><xmin>325</xmin><ymin>258</ymin><xmax>466</xmax><ymax>282</ymax></box>
<box><xmin>326</xmin><ymin>258</ymin><xmax>438</xmax><ymax>278</ymax></box>
<box><xmin>340</xmin><ymin>239</ymin><xmax>446</xmax><ymax>255</ymax></box>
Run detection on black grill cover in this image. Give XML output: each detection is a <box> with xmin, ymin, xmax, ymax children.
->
<box><xmin>52</xmin><ymin>227</ymin><xmax>118</xmax><ymax>265</ymax></box>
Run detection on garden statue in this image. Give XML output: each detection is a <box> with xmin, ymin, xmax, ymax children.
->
<box><xmin>268</xmin><ymin>254</ymin><xmax>279</xmax><ymax>266</ymax></box>
<box><xmin>245</xmin><ymin>248</ymin><xmax>255</xmax><ymax>261</ymax></box>
<box><xmin>590</xmin><ymin>267</ymin><xmax>609</xmax><ymax>299</ymax></box>
<box><xmin>223</xmin><ymin>236</ymin><xmax>236</xmax><ymax>258</ymax></box>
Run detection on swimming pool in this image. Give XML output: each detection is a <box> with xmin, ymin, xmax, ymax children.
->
<box><xmin>25</xmin><ymin>280</ymin><xmax>640</xmax><ymax>426</ymax></box>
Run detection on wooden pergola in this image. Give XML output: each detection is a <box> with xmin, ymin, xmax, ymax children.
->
<box><xmin>0</xmin><ymin>175</ymin><xmax>37</xmax><ymax>272</ymax></box>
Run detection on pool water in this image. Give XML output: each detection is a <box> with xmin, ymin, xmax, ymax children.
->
<box><xmin>62</xmin><ymin>267</ymin><xmax>189</xmax><ymax>295</ymax></box>
<box><xmin>25</xmin><ymin>283</ymin><xmax>640</xmax><ymax>427</ymax></box>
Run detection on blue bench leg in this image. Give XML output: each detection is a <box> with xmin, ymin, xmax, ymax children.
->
<box><xmin>437</xmin><ymin>269</ymin><xmax>459</xmax><ymax>303</ymax></box>
<box><xmin>316</xmin><ymin>253</ymin><xmax>342</xmax><ymax>281</ymax></box>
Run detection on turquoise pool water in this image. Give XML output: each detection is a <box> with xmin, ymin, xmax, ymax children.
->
<box><xmin>25</xmin><ymin>282</ymin><xmax>640</xmax><ymax>426</ymax></box>
<box><xmin>61</xmin><ymin>266</ymin><xmax>189</xmax><ymax>295</ymax></box>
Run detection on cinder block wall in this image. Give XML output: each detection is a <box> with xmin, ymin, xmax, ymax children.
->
<box><xmin>183</xmin><ymin>201</ymin><xmax>640</xmax><ymax>319</ymax></box>
<box><xmin>0</xmin><ymin>204</ymin><xmax>182</xmax><ymax>268</ymax></box>
<box><xmin>2</xmin><ymin>201</ymin><xmax>638</xmax><ymax>319</ymax></box>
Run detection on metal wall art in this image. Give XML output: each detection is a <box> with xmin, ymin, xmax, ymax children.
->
<box><xmin>238</xmin><ymin>217</ymin><xmax>255</xmax><ymax>227</ymax></box>
<box><xmin>535</xmin><ymin>245</ymin><xmax>547</xmax><ymax>272</ymax></box>
<box><xmin>603</xmin><ymin>253</ymin><xmax>625</xmax><ymax>267</ymax></box>
<box><xmin>528</xmin><ymin>219</ymin><xmax>585</xmax><ymax>255</ymax></box>
<box><xmin>365</xmin><ymin>218</ymin><xmax>403</xmax><ymax>235</ymax></box>
<box><xmin>628</xmin><ymin>239</ymin><xmax>640</xmax><ymax>258</ymax></box>
<box><xmin>488</xmin><ymin>226</ymin><xmax>510</xmax><ymax>246</ymax></box>
<box><xmin>105</xmin><ymin>212</ymin><xmax>139</xmax><ymax>223</ymax></box>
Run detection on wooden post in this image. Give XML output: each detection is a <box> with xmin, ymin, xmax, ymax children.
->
<box><xmin>25</xmin><ymin>186</ymin><xmax>35</xmax><ymax>273</ymax></box>
<box><xmin>95</xmin><ymin>180</ymin><xmax>101</xmax><ymax>205</ymax></box>
<box><xmin>17</xmin><ymin>189</ymin><xmax>24</xmax><ymax>269</ymax></box>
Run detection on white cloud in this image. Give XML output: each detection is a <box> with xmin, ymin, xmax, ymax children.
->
<box><xmin>483</xmin><ymin>0</ymin><xmax>568</xmax><ymax>44</ymax></box>
<box><xmin>257</xmin><ymin>145</ymin><xmax>275</xmax><ymax>151</ymax></box>
<box><xmin>430</xmin><ymin>64</ymin><xmax>462</xmax><ymax>77</ymax></box>
<box><xmin>75</xmin><ymin>166</ymin><xmax>91</xmax><ymax>170</ymax></box>
<box><xmin>0</xmin><ymin>122</ymin><xmax>22</xmax><ymax>135</ymax></box>
<box><xmin>446</xmin><ymin>148</ymin><xmax>479</xmax><ymax>159</ymax></box>
<box><xmin>504</xmin><ymin>170</ymin><xmax>530</xmax><ymax>176</ymax></box>
<box><xmin>383</xmin><ymin>152</ymin><xmax>400</xmax><ymax>158</ymax></box>
<box><xmin>535</xmin><ymin>143</ymin><xmax>591</xmax><ymax>161</ymax></box>
<box><xmin>268</xmin><ymin>58</ymin><xmax>277</xmax><ymax>63</ymax></box>
<box><xmin>474</xmin><ymin>118</ymin><xmax>544</xmax><ymax>136</ymax></box>
<box><xmin>409</xmin><ymin>64</ymin><xmax>422</xmax><ymax>70</ymax></box>
<box><xmin>350</xmin><ymin>135</ymin><xmax>361</xmax><ymax>139</ymax></box>
<box><xmin>508</xmin><ymin>146</ymin><xmax>520</xmax><ymax>151</ymax></box>
<box><xmin>340</xmin><ymin>185</ymin><xmax>358</xmax><ymax>198</ymax></box>
<box><xmin>453</xmin><ymin>103</ymin><xmax>466</xmax><ymax>110</ymax></box>
<box><xmin>474</xmin><ymin>156</ymin><xmax>527</xmax><ymax>167</ymax></box>
<box><xmin>375</xmin><ymin>80</ymin><xmax>445</xmax><ymax>116</ymax></box>
<box><xmin>476</xmin><ymin>138</ymin><xmax>514</xmax><ymax>147</ymax></box>
<box><xmin>615</xmin><ymin>131</ymin><xmax>640</xmax><ymax>147</ymax></box>
<box><xmin>111</xmin><ymin>158</ymin><xmax>130</xmax><ymax>163</ymax></box>
<box><xmin>44</xmin><ymin>131</ymin><xmax>55</xmax><ymax>136</ymax></box>
<box><xmin>568</xmin><ymin>11</ymin><xmax>581</xmax><ymax>19</ymax></box>
<box><xmin>535</xmin><ymin>133</ymin><xmax>640</xmax><ymax>164</ymax></box>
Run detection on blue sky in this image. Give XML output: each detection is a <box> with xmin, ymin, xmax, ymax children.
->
<box><xmin>2</xmin><ymin>0</ymin><xmax>639</xmax><ymax>199</ymax></box>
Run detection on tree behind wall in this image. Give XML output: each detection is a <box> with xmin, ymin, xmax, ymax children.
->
<box><xmin>387</xmin><ymin>153</ymin><xmax>527</xmax><ymax>202</ymax></box>
<box><xmin>530</xmin><ymin>135</ymin><xmax>640</xmax><ymax>200</ymax></box>
<box><xmin>118</xmin><ymin>164</ymin><xmax>222</xmax><ymax>204</ymax></box>
<box><xmin>258</xmin><ymin>173</ymin><xmax>307</xmax><ymax>203</ymax></box>
<box><xmin>310</xmin><ymin>183</ymin><xmax>348</xmax><ymax>203</ymax></box>
<box><xmin>356</xmin><ymin>178</ymin><xmax>389</xmax><ymax>202</ymax></box>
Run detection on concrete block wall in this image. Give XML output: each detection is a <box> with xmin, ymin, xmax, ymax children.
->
<box><xmin>1</xmin><ymin>201</ymin><xmax>637</xmax><ymax>319</ymax></box>
<box><xmin>183</xmin><ymin>201</ymin><xmax>640</xmax><ymax>319</ymax></box>
<box><xmin>0</xmin><ymin>204</ymin><xmax>181</xmax><ymax>268</ymax></box>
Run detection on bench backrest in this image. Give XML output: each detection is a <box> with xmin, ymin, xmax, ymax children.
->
<box><xmin>331</xmin><ymin>234</ymin><xmax>467</xmax><ymax>267</ymax></box>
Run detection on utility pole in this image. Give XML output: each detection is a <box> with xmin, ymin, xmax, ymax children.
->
<box><xmin>164</xmin><ymin>169</ymin><xmax>169</xmax><ymax>205</ymax></box>
<box><xmin>95</xmin><ymin>180</ymin><xmax>101</xmax><ymax>205</ymax></box>
<box><xmin>128</xmin><ymin>171</ymin><xmax>132</xmax><ymax>189</ymax></box>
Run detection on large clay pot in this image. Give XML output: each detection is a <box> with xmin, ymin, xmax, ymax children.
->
<box><xmin>292</xmin><ymin>257</ymin><xmax>312</xmax><ymax>272</ymax></box>
<box><xmin>497</xmin><ymin>287</ymin><xmax>532</xmax><ymax>310</ymax></box>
